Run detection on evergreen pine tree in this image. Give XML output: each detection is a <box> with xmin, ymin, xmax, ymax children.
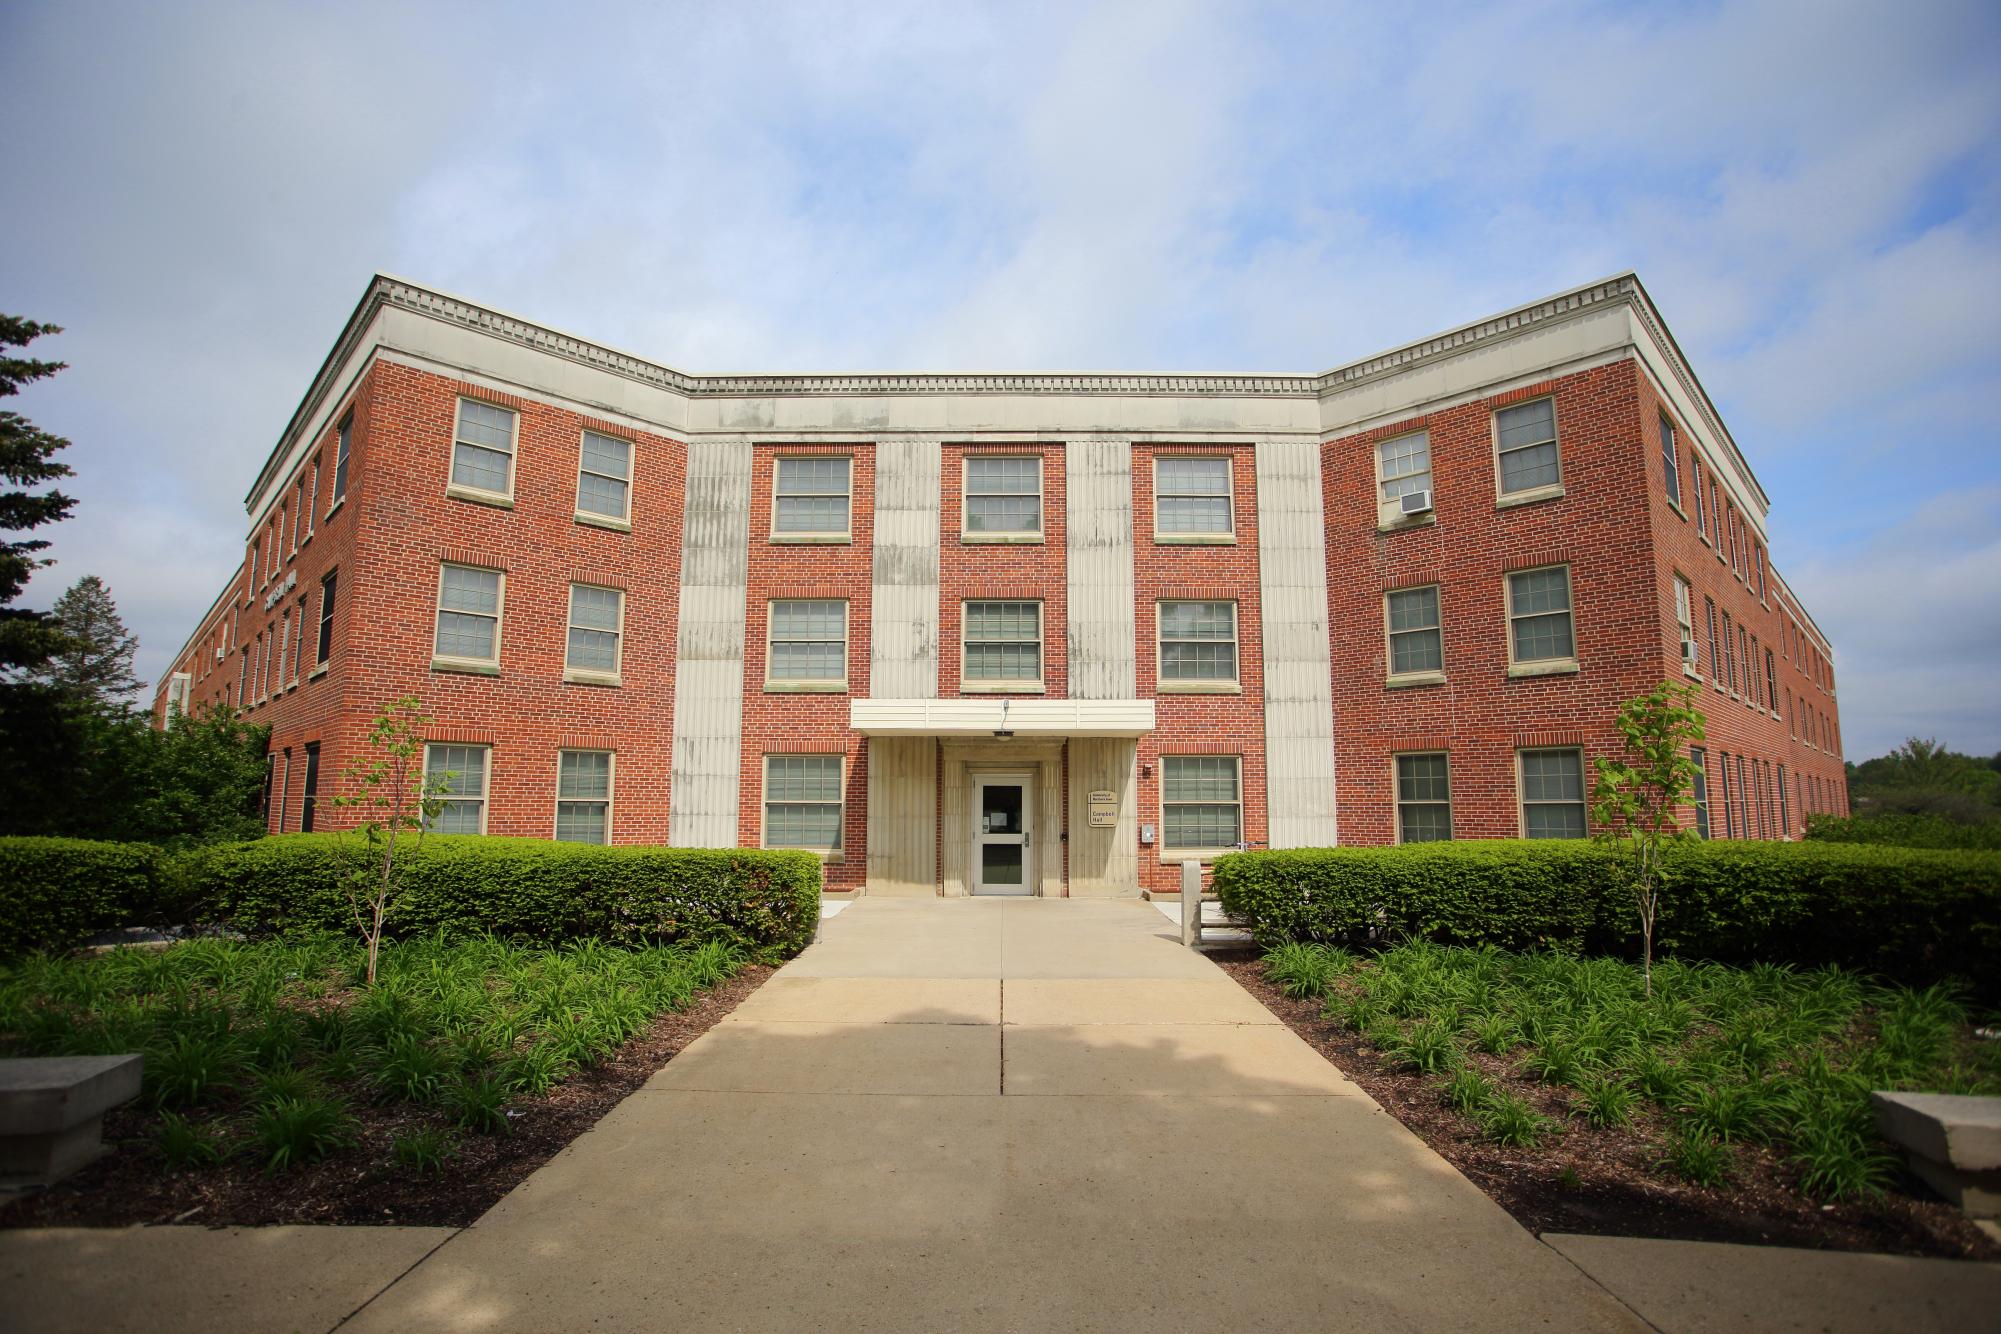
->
<box><xmin>45</xmin><ymin>575</ymin><xmax>144</xmax><ymax>709</ymax></box>
<box><xmin>0</xmin><ymin>315</ymin><xmax>77</xmax><ymax>674</ymax></box>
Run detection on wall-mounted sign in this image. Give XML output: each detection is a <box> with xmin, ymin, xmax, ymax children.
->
<box><xmin>1088</xmin><ymin>790</ymin><xmax>1118</xmax><ymax>828</ymax></box>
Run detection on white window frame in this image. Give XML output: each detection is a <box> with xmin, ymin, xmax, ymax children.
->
<box><xmin>1155</xmin><ymin>599</ymin><xmax>1240</xmax><ymax>692</ymax></box>
<box><xmin>1492</xmin><ymin>397</ymin><xmax>1563</xmax><ymax>504</ymax></box>
<box><xmin>305</xmin><ymin>454</ymin><xmax>320</xmax><ymax>541</ymax></box>
<box><xmin>1659</xmin><ymin>412</ymin><xmax>1683</xmax><ymax>511</ymax></box>
<box><xmin>1394</xmin><ymin>752</ymin><xmax>1453</xmax><ymax>844</ymax></box>
<box><xmin>1673</xmin><ymin>575</ymin><xmax>1698</xmax><ymax>678</ymax></box>
<box><xmin>1153</xmin><ymin>455</ymin><xmax>1236</xmax><ymax>543</ymax></box>
<box><xmin>564</xmin><ymin>583</ymin><xmax>625</xmax><ymax>686</ymax></box>
<box><xmin>761</xmin><ymin>753</ymin><xmax>845</xmax><ymax>859</ymax></box>
<box><xmin>424</xmin><ymin>743</ymin><xmax>491</xmax><ymax>835</ymax></box>
<box><xmin>962</xmin><ymin>454</ymin><xmax>1045</xmax><ymax>542</ymax></box>
<box><xmin>771</xmin><ymin>455</ymin><xmax>853</xmax><ymax>542</ymax></box>
<box><xmin>554</xmin><ymin>749</ymin><xmax>615</xmax><ymax>845</ymax></box>
<box><xmin>314</xmin><ymin>569</ymin><xmax>336</xmax><ymax>671</ymax></box>
<box><xmin>290</xmin><ymin>597</ymin><xmax>304</xmax><ymax>688</ymax></box>
<box><xmin>1373</xmin><ymin>431</ymin><xmax>1433</xmax><ymax>529</ymax></box>
<box><xmin>766</xmin><ymin>598</ymin><xmax>850</xmax><ymax>692</ymax></box>
<box><xmin>1504</xmin><ymin>564</ymin><xmax>1578</xmax><ymax>676</ymax></box>
<box><xmin>960</xmin><ymin>599</ymin><xmax>1044</xmax><ymax>693</ymax></box>
<box><xmin>1383</xmin><ymin>584</ymin><xmax>1445</xmax><ymax>685</ymax></box>
<box><xmin>330</xmin><ymin>413</ymin><xmax>352</xmax><ymax>513</ymax></box>
<box><xmin>447</xmin><ymin>398</ymin><xmax>518</xmax><ymax>506</ymax></box>
<box><xmin>1159</xmin><ymin>754</ymin><xmax>1244</xmax><ymax>862</ymax></box>
<box><xmin>433</xmin><ymin>562</ymin><xmax>506</xmax><ymax>672</ymax></box>
<box><xmin>1518</xmin><ymin>747</ymin><xmax>1587</xmax><ymax>839</ymax></box>
<box><xmin>575</xmin><ymin>429</ymin><xmax>634</xmax><ymax>529</ymax></box>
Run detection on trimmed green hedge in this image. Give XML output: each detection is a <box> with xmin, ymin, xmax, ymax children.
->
<box><xmin>1213</xmin><ymin>840</ymin><xmax>2001</xmax><ymax>995</ymax></box>
<box><xmin>1805</xmin><ymin>813</ymin><xmax>2001</xmax><ymax>851</ymax></box>
<box><xmin>178</xmin><ymin>835</ymin><xmax>824</xmax><ymax>958</ymax></box>
<box><xmin>0</xmin><ymin>838</ymin><xmax>174</xmax><ymax>957</ymax></box>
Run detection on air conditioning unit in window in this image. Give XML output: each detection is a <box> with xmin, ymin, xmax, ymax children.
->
<box><xmin>1681</xmin><ymin>638</ymin><xmax>1699</xmax><ymax>667</ymax></box>
<box><xmin>1400</xmin><ymin>489</ymin><xmax>1434</xmax><ymax>516</ymax></box>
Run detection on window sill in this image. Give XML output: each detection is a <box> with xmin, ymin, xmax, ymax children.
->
<box><xmin>1682</xmin><ymin>666</ymin><xmax>1703</xmax><ymax>682</ymax></box>
<box><xmin>307</xmin><ymin>664</ymin><xmax>329</xmax><ymax>681</ymax></box>
<box><xmin>575</xmin><ymin>511</ymin><xmax>632</xmax><ymax>533</ymax></box>
<box><xmin>770</xmin><ymin>533</ymin><xmax>851</xmax><ymax>545</ymax></box>
<box><xmin>1666</xmin><ymin>498</ymin><xmax>1687</xmax><ymax>521</ymax></box>
<box><xmin>960</xmin><ymin>682</ymin><xmax>1046</xmax><ymax>694</ymax></box>
<box><xmin>1497</xmin><ymin>484</ymin><xmax>1565</xmax><ymax>510</ymax></box>
<box><xmin>1154</xmin><ymin>532</ymin><xmax>1237</xmax><ymax>545</ymax></box>
<box><xmin>1508</xmin><ymin>659</ymin><xmax>1580</xmax><ymax>679</ymax></box>
<box><xmin>960</xmin><ymin>532</ymin><xmax>1044</xmax><ymax>544</ymax></box>
<box><xmin>1698</xmin><ymin>531</ymin><xmax>1712</xmax><ymax>549</ymax></box>
<box><xmin>431</xmin><ymin>658</ymin><xmax>500</xmax><ymax>677</ymax></box>
<box><xmin>324</xmin><ymin>498</ymin><xmax>345</xmax><ymax>522</ymax></box>
<box><xmin>1158</xmin><ymin>848</ymin><xmax>1234</xmax><ymax>866</ymax></box>
<box><xmin>563</xmin><ymin>668</ymin><xmax>622</xmax><ymax>687</ymax></box>
<box><xmin>1158</xmin><ymin>681</ymin><xmax>1243</xmax><ymax>694</ymax></box>
<box><xmin>766</xmin><ymin>680</ymin><xmax>849</xmax><ymax>693</ymax></box>
<box><xmin>1376</xmin><ymin>512</ymin><xmax>1437</xmax><ymax>534</ymax></box>
<box><xmin>1386</xmin><ymin>670</ymin><xmax>1447</xmax><ymax>689</ymax></box>
<box><xmin>765</xmin><ymin>846</ymin><xmax>845</xmax><ymax>864</ymax></box>
<box><xmin>446</xmin><ymin>484</ymin><xmax>515</xmax><ymax>510</ymax></box>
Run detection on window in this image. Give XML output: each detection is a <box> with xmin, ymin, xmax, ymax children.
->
<box><xmin>316</xmin><ymin>571</ymin><xmax>336</xmax><ymax>666</ymax></box>
<box><xmin>306</xmin><ymin>456</ymin><xmax>319</xmax><ymax>538</ymax></box>
<box><xmin>1395</xmin><ymin>754</ymin><xmax>1452</xmax><ymax>843</ymax></box>
<box><xmin>556</xmin><ymin>750</ymin><xmax>613</xmax><ymax>844</ymax></box>
<box><xmin>1506</xmin><ymin>566</ymin><xmax>1575</xmax><ymax>666</ymax></box>
<box><xmin>300</xmin><ymin>742</ymin><xmax>321</xmax><ymax>833</ymax></box>
<box><xmin>425</xmin><ymin>744</ymin><xmax>489</xmax><ymax>834</ymax></box>
<box><xmin>435</xmin><ymin>564</ymin><xmax>503</xmax><ymax>666</ymax></box>
<box><xmin>276</xmin><ymin>611</ymin><xmax>289</xmax><ymax>690</ymax></box>
<box><xmin>1690</xmin><ymin>747</ymin><xmax>1710</xmax><ymax>839</ymax></box>
<box><xmin>251</xmin><ymin>537</ymin><xmax>262</xmax><ymax>589</ymax></box>
<box><xmin>1158</xmin><ymin>600</ymin><xmax>1238</xmax><ymax>686</ymax></box>
<box><xmin>768</xmin><ymin>599</ymin><xmax>848</xmax><ymax>686</ymax></box>
<box><xmin>1691</xmin><ymin>456</ymin><xmax>1707</xmax><ymax>535</ymax></box>
<box><xmin>260</xmin><ymin>632</ymin><xmax>273</xmax><ymax>701</ymax></box>
<box><xmin>1778</xmin><ymin>762</ymin><xmax>1790</xmax><ymax>835</ymax></box>
<box><xmin>451</xmin><ymin>399</ymin><xmax>516</xmax><ymax>497</ymax></box>
<box><xmin>290</xmin><ymin>598</ymin><xmax>304</xmax><ymax>687</ymax></box>
<box><xmin>1495</xmin><ymin>398</ymin><xmax>1560</xmax><ymax>495</ymax></box>
<box><xmin>962</xmin><ymin>600</ymin><xmax>1042</xmax><ymax>688</ymax></box>
<box><xmin>1162</xmin><ymin>756</ymin><xmax>1242</xmax><ymax>853</ymax></box>
<box><xmin>1385</xmin><ymin>585</ymin><xmax>1443</xmax><ymax>678</ymax></box>
<box><xmin>1748</xmin><ymin>634</ymin><xmax>1762</xmax><ymax>706</ymax></box>
<box><xmin>1520</xmin><ymin>748</ymin><xmax>1586</xmax><ymax>838</ymax></box>
<box><xmin>1755</xmin><ymin>543</ymin><xmax>1767</xmax><ymax>600</ymax></box>
<box><xmin>1376</xmin><ymin>432</ymin><xmax>1431</xmax><ymax>518</ymax></box>
<box><xmin>1156</xmin><ymin>456</ymin><xmax>1234</xmax><ymax>537</ymax></box>
<box><xmin>1671</xmin><ymin>577</ymin><xmax>1696</xmax><ymax>671</ymax></box>
<box><xmin>331</xmin><ymin>414</ymin><xmax>352</xmax><ymax>508</ymax></box>
<box><xmin>1705</xmin><ymin>597</ymin><xmax>1722</xmax><ymax>685</ymax></box>
<box><xmin>1737</xmin><ymin>625</ymin><xmax>1751</xmax><ymax>699</ymax></box>
<box><xmin>763</xmin><ymin>755</ymin><xmax>842</xmax><ymax>853</ymax></box>
<box><xmin>566</xmin><ymin>584</ymin><xmax>624</xmax><ymax>680</ymax></box>
<box><xmin>964</xmin><ymin>456</ymin><xmax>1042</xmax><ymax>537</ymax></box>
<box><xmin>1764</xmin><ymin>649</ymin><xmax>1778</xmax><ymax>714</ymax></box>
<box><xmin>577</xmin><ymin>430</ymin><xmax>633</xmax><ymax>523</ymax></box>
<box><xmin>290</xmin><ymin>483</ymin><xmax>304</xmax><ymax>552</ymax></box>
<box><xmin>773</xmin><ymin>456</ymin><xmax>851</xmax><ymax>538</ymax></box>
<box><xmin>1726</xmin><ymin>504</ymin><xmax>1740</xmax><ymax>571</ymax></box>
<box><xmin>1659</xmin><ymin>413</ymin><xmax>1681</xmax><ymax>508</ymax></box>
<box><xmin>237</xmin><ymin>647</ymin><xmax>248</xmax><ymax>709</ymax></box>
<box><xmin>1733</xmin><ymin>757</ymin><xmax>1749</xmax><ymax>839</ymax></box>
<box><xmin>1720</xmin><ymin>611</ymin><xmax>1737</xmax><ymax>692</ymax></box>
<box><xmin>277</xmin><ymin>750</ymin><xmax>291</xmax><ymax>834</ymax></box>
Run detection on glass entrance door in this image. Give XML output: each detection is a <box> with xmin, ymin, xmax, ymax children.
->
<box><xmin>973</xmin><ymin>775</ymin><xmax>1031</xmax><ymax>896</ymax></box>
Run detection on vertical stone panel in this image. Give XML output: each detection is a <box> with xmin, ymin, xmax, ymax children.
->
<box><xmin>865</xmin><ymin>736</ymin><xmax>937</xmax><ymax>895</ymax></box>
<box><xmin>669</xmin><ymin>438</ymin><xmax>752</xmax><ymax>846</ymax></box>
<box><xmin>1067</xmin><ymin>737</ymin><xmax>1138</xmax><ymax>896</ymax></box>
<box><xmin>1065</xmin><ymin>439</ymin><xmax>1136</xmax><ymax>700</ymax></box>
<box><xmin>870</xmin><ymin>438</ymin><xmax>942</xmax><ymax>699</ymax></box>
<box><xmin>1256</xmin><ymin>437</ymin><xmax>1339</xmax><ymax>847</ymax></box>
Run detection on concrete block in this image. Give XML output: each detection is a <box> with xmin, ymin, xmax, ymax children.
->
<box><xmin>1872</xmin><ymin>1091</ymin><xmax>2001</xmax><ymax>1216</ymax></box>
<box><xmin>0</xmin><ymin>1054</ymin><xmax>143</xmax><ymax>1186</ymax></box>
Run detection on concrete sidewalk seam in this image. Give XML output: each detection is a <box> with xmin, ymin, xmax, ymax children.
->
<box><xmin>327</xmin><ymin>1227</ymin><xmax>465</xmax><ymax>1334</ymax></box>
<box><xmin>1537</xmin><ymin>1235</ymin><xmax>1666</xmax><ymax>1334</ymax></box>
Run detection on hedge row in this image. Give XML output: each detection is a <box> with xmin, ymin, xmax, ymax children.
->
<box><xmin>1805</xmin><ymin>813</ymin><xmax>2001</xmax><ymax>851</ymax></box>
<box><xmin>0</xmin><ymin>834</ymin><xmax>823</xmax><ymax>960</ymax></box>
<box><xmin>1213</xmin><ymin>840</ymin><xmax>2001</xmax><ymax>996</ymax></box>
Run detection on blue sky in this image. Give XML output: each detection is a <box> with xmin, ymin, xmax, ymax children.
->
<box><xmin>1</xmin><ymin>0</ymin><xmax>1997</xmax><ymax>759</ymax></box>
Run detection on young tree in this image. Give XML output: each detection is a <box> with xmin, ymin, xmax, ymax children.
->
<box><xmin>329</xmin><ymin>698</ymin><xmax>447</xmax><ymax>985</ymax></box>
<box><xmin>1590</xmin><ymin>679</ymin><xmax>1706</xmax><ymax>995</ymax></box>
<box><xmin>43</xmin><ymin>575</ymin><xmax>143</xmax><ymax>709</ymax></box>
<box><xmin>0</xmin><ymin>316</ymin><xmax>77</xmax><ymax>676</ymax></box>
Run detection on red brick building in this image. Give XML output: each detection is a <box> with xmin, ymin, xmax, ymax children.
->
<box><xmin>153</xmin><ymin>273</ymin><xmax>1846</xmax><ymax>895</ymax></box>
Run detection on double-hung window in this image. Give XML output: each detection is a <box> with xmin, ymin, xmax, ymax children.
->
<box><xmin>964</xmin><ymin>456</ymin><xmax>1042</xmax><ymax>538</ymax></box>
<box><xmin>773</xmin><ymin>456</ymin><xmax>851</xmax><ymax>539</ymax></box>
<box><xmin>315</xmin><ymin>571</ymin><xmax>336</xmax><ymax>666</ymax></box>
<box><xmin>1720</xmin><ymin>611</ymin><xmax>1737</xmax><ymax>692</ymax></box>
<box><xmin>1395</xmin><ymin>754</ymin><xmax>1452</xmax><ymax>843</ymax></box>
<box><xmin>962</xmin><ymin>600</ymin><xmax>1042</xmax><ymax>689</ymax></box>
<box><xmin>1690</xmin><ymin>747</ymin><xmax>1711</xmax><ymax>838</ymax></box>
<box><xmin>1764</xmin><ymin>649</ymin><xmax>1779</xmax><ymax>714</ymax></box>
<box><xmin>331</xmin><ymin>414</ymin><xmax>352</xmax><ymax>509</ymax></box>
<box><xmin>1162</xmin><ymin>756</ymin><xmax>1242</xmax><ymax>855</ymax></box>
<box><xmin>556</xmin><ymin>750</ymin><xmax>613</xmax><ymax>844</ymax></box>
<box><xmin>1705</xmin><ymin>597</ymin><xmax>1722</xmax><ymax>686</ymax></box>
<box><xmin>565</xmin><ymin>584</ymin><xmax>624</xmax><ymax>681</ymax></box>
<box><xmin>768</xmin><ymin>599</ymin><xmax>848</xmax><ymax>688</ymax></box>
<box><xmin>276</xmin><ymin>611</ymin><xmax>290</xmax><ymax>690</ymax></box>
<box><xmin>306</xmin><ymin>456</ymin><xmax>320</xmax><ymax>539</ymax></box>
<box><xmin>1691</xmin><ymin>456</ymin><xmax>1707</xmax><ymax>535</ymax></box>
<box><xmin>1674</xmin><ymin>577</ymin><xmax>1696</xmax><ymax>672</ymax></box>
<box><xmin>425</xmin><ymin>744</ymin><xmax>490</xmax><ymax>834</ymax></box>
<box><xmin>1778</xmin><ymin>762</ymin><xmax>1791</xmax><ymax>835</ymax></box>
<box><xmin>576</xmin><ymin>430</ymin><xmax>633</xmax><ymax>524</ymax></box>
<box><xmin>1520</xmin><ymin>748</ymin><xmax>1586</xmax><ymax>838</ymax></box>
<box><xmin>451</xmin><ymin>400</ymin><xmax>516</xmax><ymax>499</ymax></box>
<box><xmin>1376</xmin><ymin>432</ymin><xmax>1432</xmax><ymax>523</ymax></box>
<box><xmin>1495</xmin><ymin>399</ymin><xmax>1560</xmax><ymax>496</ymax></box>
<box><xmin>1506</xmin><ymin>566</ymin><xmax>1575</xmax><ymax>668</ymax></box>
<box><xmin>1158</xmin><ymin>600</ymin><xmax>1238</xmax><ymax>688</ymax></box>
<box><xmin>1386</xmin><ymin>585</ymin><xmax>1443</xmax><ymax>679</ymax></box>
<box><xmin>1660</xmin><ymin>413</ymin><xmax>1682</xmax><ymax>508</ymax></box>
<box><xmin>764</xmin><ymin>755</ymin><xmax>842</xmax><ymax>854</ymax></box>
<box><xmin>1155</xmin><ymin>457</ymin><xmax>1234</xmax><ymax>538</ymax></box>
<box><xmin>435</xmin><ymin>564</ymin><xmax>503</xmax><ymax>668</ymax></box>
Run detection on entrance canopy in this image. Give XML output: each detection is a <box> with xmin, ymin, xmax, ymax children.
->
<box><xmin>849</xmin><ymin>698</ymin><xmax>1155</xmax><ymax>738</ymax></box>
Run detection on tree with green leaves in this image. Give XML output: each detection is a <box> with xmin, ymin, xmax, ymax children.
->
<box><xmin>1590</xmin><ymin>679</ymin><xmax>1706</xmax><ymax>995</ymax></box>
<box><xmin>0</xmin><ymin>316</ymin><xmax>77</xmax><ymax>676</ymax></box>
<box><xmin>330</xmin><ymin>698</ymin><xmax>448</xmax><ymax>985</ymax></box>
<box><xmin>43</xmin><ymin>575</ymin><xmax>143</xmax><ymax>710</ymax></box>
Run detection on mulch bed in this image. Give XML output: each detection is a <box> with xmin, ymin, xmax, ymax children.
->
<box><xmin>1216</xmin><ymin>953</ymin><xmax>2001</xmax><ymax>1261</ymax></box>
<box><xmin>0</xmin><ymin>963</ymin><xmax>773</xmax><ymax>1230</ymax></box>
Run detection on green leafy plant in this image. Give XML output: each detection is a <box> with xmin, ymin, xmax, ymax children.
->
<box><xmin>1662</xmin><ymin>1124</ymin><xmax>1734</xmax><ymax>1187</ymax></box>
<box><xmin>372</xmin><ymin>1033</ymin><xmax>450</xmax><ymax>1104</ymax></box>
<box><xmin>443</xmin><ymin>1072</ymin><xmax>511</xmax><ymax>1136</ymax></box>
<box><xmin>391</xmin><ymin>1126</ymin><xmax>457</xmax><ymax>1174</ymax></box>
<box><xmin>1573</xmin><ymin>1075</ymin><xmax>1638</xmax><ymax>1129</ymax></box>
<box><xmin>1590</xmin><ymin>680</ymin><xmax>1705</xmax><ymax>996</ymax></box>
<box><xmin>1441</xmin><ymin>1064</ymin><xmax>1495</xmax><ymax>1115</ymax></box>
<box><xmin>1476</xmin><ymin>1092</ymin><xmax>1549</xmax><ymax>1147</ymax></box>
<box><xmin>1389</xmin><ymin>1020</ymin><xmax>1460</xmax><ymax>1075</ymax></box>
<box><xmin>328</xmin><ymin>699</ymin><xmax>448</xmax><ymax>986</ymax></box>
<box><xmin>148</xmin><ymin>1032</ymin><xmax>240</xmax><ymax>1108</ymax></box>
<box><xmin>253</xmin><ymin>1094</ymin><xmax>357</xmax><ymax>1173</ymax></box>
<box><xmin>155</xmin><ymin>1111</ymin><xmax>228</xmax><ymax>1169</ymax></box>
<box><xmin>1264</xmin><ymin>942</ymin><xmax>1344</xmax><ymax>999</ymax></box>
